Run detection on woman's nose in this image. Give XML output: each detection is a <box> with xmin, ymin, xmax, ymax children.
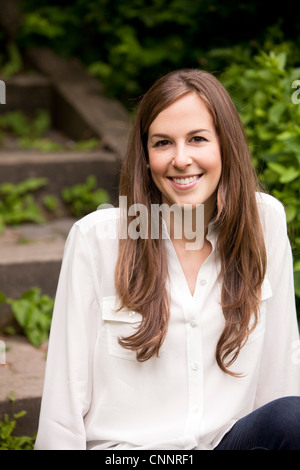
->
<box><xmin>172</xmin><ymin>145</ymin><xmax>192</xmax><ymax>169</ymax></box>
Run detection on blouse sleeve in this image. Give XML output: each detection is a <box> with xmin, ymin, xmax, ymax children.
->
<box><xmin>34</xmin><ymin>224</ymin><xmax>99</xmax><ymax>450</ymax></box>
<box><xmin>254</xmin><ymin>195</ymin><xmax>300</xmax><ymax>408</ymax></box>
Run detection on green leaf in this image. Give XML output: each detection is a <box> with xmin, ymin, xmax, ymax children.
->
<box><xmin>280</xmin><ymin>167</ymin><xmax>300</xmax><ymax>183</ymax></box>
<box><xmin>277</xmin><ymin>131</ymin><xmax>297</xmax><ymax>141</ymax></box>
<box><xmin>267</xmin><ymin>162</ymin><xmax>300</xmax><ymax>183</ymax></box>
<box><xmin>6</xmin><ymin>288</ymin><xmax>54</xmax><ymax>347</ymax></box>
<box><xmin>268</xmin><ymin>102</ymin><xmax>286</xmax><ymax>124</ymax></box>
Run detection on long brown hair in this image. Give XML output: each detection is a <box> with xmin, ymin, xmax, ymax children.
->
<box><xmin>114</xmin><ymin>69</ymin><xmax>267</xmax><ymax>375</ymax></box>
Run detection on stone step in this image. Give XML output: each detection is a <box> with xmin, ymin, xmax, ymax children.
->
<box><xmin>0</xmin><ymin>219</ymin><xmax>75</xmax><ymax>440</ymax></box>
<box><xmin>0</xmin><ymin>149</ymin><xmax>120</xmax><ymax>206</ymax></box>
<box><xmin>0</xmin><ymin>218</ymin><xmax>75</xmax><ymax>329</ymax></box>
<box><xmin>25</xmin><ymin>47</ymin><xmax>131</xmax><ymax>160</ymax></box>
<box><xmin>0</xmin><ymin>335</ymin><xmax>46</xmax><ymax>439</ymax></box>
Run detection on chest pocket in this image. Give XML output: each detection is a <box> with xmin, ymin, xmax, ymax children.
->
<box><xmin>247</xmin><ymin>277</ymin><xmax>273</xmax><ymax>344</ymax></box>
<box><xmin>102</xmin><ymin>296</ymin><xmax>143</xmax><ymax>360</ymax></box>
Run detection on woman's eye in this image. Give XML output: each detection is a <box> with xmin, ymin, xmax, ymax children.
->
<box><xmin>191</xmin><ymin>136</ymin><xmax>206</xmax><ymax>143</ymax></box>
<box><xmin>154</xmin><ymin>140</ymin><xmax>170</xmax><ymax>147</ymax></box>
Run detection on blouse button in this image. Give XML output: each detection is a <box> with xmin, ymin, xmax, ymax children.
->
<box><xmin>199</xmin><ymin>279</ymin><xmax>207</xmax><ymax>286</ymax></box>
<box><xmin>129</xmin><ymin>311</ymin><xmax>136</xmax><ymax>318</ymax></box>
<box><xmin>190</xmin><ymin>320</ymin><xmax>197</xmax><ymax>328</ymax></box>
<box><xmin>191</xmin><ymin>362</ymin><xmax>199</xmax><ymax>370</ymax></box>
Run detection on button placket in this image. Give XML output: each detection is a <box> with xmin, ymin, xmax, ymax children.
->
<box><xmin>183</xmin><ymin>300</ymin><xmax>204</xmax><ymax>436</ymax></box>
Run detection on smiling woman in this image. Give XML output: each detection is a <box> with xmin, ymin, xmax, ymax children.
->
<box><xmin>116</xmin><ymin>69</ymin><xmax>267</xmax><ymax>369</ymax></box>
<box><xmin>35</xmin><ymin>69</ymin><xmax>300</xmax><ymax>451</ymax></box>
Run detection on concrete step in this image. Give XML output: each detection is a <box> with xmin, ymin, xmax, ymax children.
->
<box><xmin>0</xmin><ymin>149</ymin><xmax>120</xmax><ymax>206</ymax></box>
<box><xmin>0</xmin><ymin>218</ymin><xmax>75</xmax><ymax>329</ymax></box>
<box><xmin>25</xmin><ymin>47</ymin><xmax>131</xmax><ymax>160</ymax></box>
<box><xmin>0</xmin><ymin>335</ymin><xmax>46</xmax><ymax>438</ymax></box>
<box><xmin>0</xmin><ymin>219</ymin><xmax>76</xmax><ymax>439</ymax></box>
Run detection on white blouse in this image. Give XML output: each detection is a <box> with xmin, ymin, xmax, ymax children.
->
<box><xmin>35</xmin><ymin>192</ymin><xmax>300</xmax><ymax>450</ymax></box>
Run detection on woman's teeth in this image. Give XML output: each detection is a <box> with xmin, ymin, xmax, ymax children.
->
<box><xmin>171</xmin><ymin>175</ymin><xmax>199</xmax><ymax>185</ymax></box>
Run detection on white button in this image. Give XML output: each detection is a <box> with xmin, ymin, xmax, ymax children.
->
<box><xmin>129</xmin><ymin>311</ymin><xmax>136</xmax><ymax>317</ymax></box>
<box><xmin>190</xmin><ymin>320</ymin><xmax>197</xmax><ymax>328</ymax></box>
<box><xmin>191</xmin><ymin>362</ymin><xmax>199</xmax><ymax>370</ymax></box>
<box><xmin>199</xmin><ymin>279</ymin><xmax>207</xmax><ymax>286</ymax></box>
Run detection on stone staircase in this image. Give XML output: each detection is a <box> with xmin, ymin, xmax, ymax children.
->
<box><xmin>0</xmin><ymin>48</ymin><xmax>130</xmax><ymax>439</ymax></box>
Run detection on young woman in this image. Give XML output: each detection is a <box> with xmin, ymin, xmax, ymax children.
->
<box><xmin>35</xmin><ymin>69</ymin><xmax>300</xmax><ymax>450</ymax></box>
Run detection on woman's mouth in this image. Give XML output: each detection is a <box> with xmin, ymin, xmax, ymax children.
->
<box><xmin>168</xmin><ymin>174</ymin><xmax>203</xmax><ymax>189</ymax></box>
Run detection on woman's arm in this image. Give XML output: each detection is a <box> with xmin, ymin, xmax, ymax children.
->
<box><xmin>35</xmin><ymin>224</ymin><xmax>99</xmax><ymax>450</ymax></box>
<box><xmin>254</xmin><ymin>194</ymin><xmax>300</xmax><ymax>408</ymax></box>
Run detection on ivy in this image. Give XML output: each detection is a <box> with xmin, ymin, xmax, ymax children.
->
<box><xmin>0</xmin><ymin>178</ymin><xmax>47</xmax><ymax>233</ymax></box>
<box><xmin>1</xmin><ymin>288</ymin><xmax>54</xmax><ymax>348</ymax></box>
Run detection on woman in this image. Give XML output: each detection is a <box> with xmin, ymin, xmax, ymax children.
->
<box><xmin>35</xmin><ymin>69</ymin><xmax>300</xmax><ymax>450</ymax></box>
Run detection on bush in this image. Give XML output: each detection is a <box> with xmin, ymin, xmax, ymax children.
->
<box><xmin>16</xmin><ymin>1</ymin><xmax>300</xmax><ymax>105</ymax></box>
<box><xmin>219</xmin><ymin>47</ymin><xmax>300</xmax><ymax>308</ymax></box>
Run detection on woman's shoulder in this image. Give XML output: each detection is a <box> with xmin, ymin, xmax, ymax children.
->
<box><xmin>255</xmin><ymin>191</ymin><xmax>285</xmax><ymax>216</ymax></box>
<box><xmin>255</xmin><ymin>191</ymin><xmax>287</xmax><ymax>236</ymax></box>
<box><xmin>73</xmin><ymin>206</ymin><xmax>120</xmax><ymax>236</ymax></box>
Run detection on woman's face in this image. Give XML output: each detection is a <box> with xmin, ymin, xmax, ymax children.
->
<box><xmin>147</xmin><ymin>93</ymin><xmax>222</xmax><ymax>219</ymax></box>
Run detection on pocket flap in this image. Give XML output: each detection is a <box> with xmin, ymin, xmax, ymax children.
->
<box><xmin>102</xmin><ymin>296</ymin><xmax>143</xmax><ymax>323</ymax></box>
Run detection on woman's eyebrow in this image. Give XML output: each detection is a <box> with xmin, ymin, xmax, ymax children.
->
<box><xmin>150</xmin><ymin>128</ymin><xmax>211</xmax><ymax>139</ymax></box>
<box><xmin>187</xmin><ymin>128</ymin><xmax>211</xmax><ymax>136</ymax></box>
<box><xmin>150</xmin><ymin>133</ymin><xmax>170</xmax><ymax>139</ymax></box>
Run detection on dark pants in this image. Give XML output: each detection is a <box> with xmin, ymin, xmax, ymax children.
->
<box><xmin>215</xmin><ymin>396</ymin><xmax>300</xmax><ymax>450</ymax></box>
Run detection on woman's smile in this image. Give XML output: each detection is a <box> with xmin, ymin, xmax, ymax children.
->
<box><xmin>167</xmin><ymin>174</ymin><xmax>204</xmax><ymax>189</ymax></box>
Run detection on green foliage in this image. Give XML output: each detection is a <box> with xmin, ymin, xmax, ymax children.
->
<box><xmin>0</xmin><ymin>109</ymin><xmax>50</xmax><ymax>139</ymax></box>
<box><xmin>0</xmin><ymin>178</ymin><xmax>47</xmax><ymax>232</ymax></box>
<box><xmin>18</xmin><ymin>1</ymin><xmax>293</xmax><ymax>104</ymax></box>
<box><xmin>0</xmin><ymin>109</ymin><xmax>61</xmax><ymax>151</ymax></box>
<box><xmin>0</xmin><ymin>395</ymin><xmax>35</xmax><ymax>450</ymax></box>
<box><xmin>19</xmin><ymin>8</ymin><xmax>69</xmax><ymax>40</ymax></box>
<box><xmin>2</xmin><ymin>288</ymin><xmax>54</xmax><ymax>348</ymax></box>
<box><xmin>0</xmin><ymin>175</ymin><xmax>110</xmax><ymax>231</ymax></box>
<box><xmin>73</xmin><ymin>138</ymin><xmax>100</xmax><ymax>151</ymax></box>
<box><xmin>0</xmin><ymin>109</ymin><xmax>101</xmax><ymax>151</ymax></box>
<box><xmin>0</xmin><ymin>412</ymin><xmax>35</xmax><ymax>450</ymax></box>
<box><xmin>62</xmin><ymin>175</ymin><xmax>110</xmax><ymax>217</ymax></box>
<box><xmin>43</xmin><ymin>194</ymin><xmax>59</xmax><ymax>212</ymax></box>
<box><xmin>219</xmin><ymin>47</ymin><xmax>300</xmax><ymax>303</ymax></box>
<box><xmin>0</xmin><ymin>42</ymin><xmax>23</xmax><ymax>79</ymax></box>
